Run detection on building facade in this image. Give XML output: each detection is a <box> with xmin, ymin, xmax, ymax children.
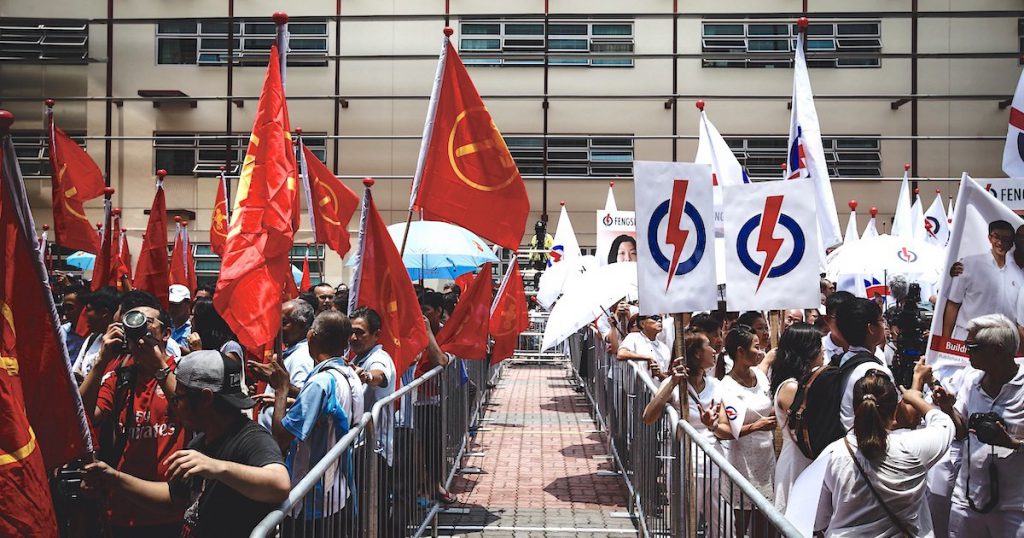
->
<box><xmin>2</xmin><ymin>0</ymin><xmax>1021</xmax><ymax>283</ymax></box>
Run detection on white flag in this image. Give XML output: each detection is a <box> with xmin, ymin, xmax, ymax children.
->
<box><xmin>634</xmin><ymin>161</ymin><xmax>718</xmax><ymax>315</ymax></box>
<box><xmin>696</xmin><ymin>107</ymin><xmax>747</xmax><ymax>237</ymax></box>
<box><xmin>1002</xmin><ymin>67</ymin><xmax>1024</xmax><ymax>178</ymax></box>
<box><xmin>723</xmin><ymin>178</ymin><xmax>820</xmax><ymax>311</ymax></box>
<box><xmin>844</xmin><ymin>202</ymin><xmax>859</xmax><ymax>244</ymax></box>
<box><xmin>722</xmin><ymin>395</ymin><xmax>748</xmax><ymax>441</ymax></box>
<box><xmin>892</xmin><ymin>166</ymin><xmax>914</xmax><ymax>239</ymax></box>
<box><xmin>911</xmin><ymin>192</ymin><xmax>925</xmax><ymax>243</ymax></box>
<box><xmin>862</xmin><ymin>209</ymin><xmax>879</xmax><ymax>239</ymax></box>
<box><xmin>536</xmin><ymin>204</ymin><xmax>582</xmax><ymax>309</ymax></box>
<box><xmin>786</xmin><ymin>32</ymin><xmax>842</xmax><ymax>249</ymax></box>
<box><xmin>604</xmin><ymin>181</ymin><xmax>618</xmax><ymax>213</ymax></box>
<box><xmin>922</xmin><ymin>191</ymin><xmax>950</xmax><ymax>247</ymax></box>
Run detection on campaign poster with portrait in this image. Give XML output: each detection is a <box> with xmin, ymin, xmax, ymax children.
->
<box><xmin>633</xmin><ymin>161</ymin><xmax>717</xmax><ymax>315</ymax></box>
<box><xmin>596</xmin><ymin>210</ymin><xmax>636</xmax><ymax>266</ymax></box>
<box><xmin>723</xmin><ymin>178</ymin><xmax>820</xmax><ymax>311</ymax></box>
<box><xmin>928</xmin><ymin>174</ymin><xmax>1024</xmax><ymax>377</ymax></box>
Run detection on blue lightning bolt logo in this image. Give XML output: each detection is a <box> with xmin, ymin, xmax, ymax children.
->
<box><xmin>755</xmin><ymin>195</ymin><xmax>785</xmax><ymax>292</ymax></box>
<box><xmin>664</xmin><ymin>179</ymin><xmax>690</xmax><ymax>291</ymax></box>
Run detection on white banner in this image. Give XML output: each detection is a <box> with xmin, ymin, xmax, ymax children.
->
<box><xmin>979</xmin><ymin>178</ymin><xmax>1024</xmax><ymax>212</ymax></box>
<box><xmin>634</xmin><ymin>161</ymin><xmax>718</xmax><ymax>315</ymax></box>
<box><xmin>1002</xmin><ymin>67</ymin><xmax>1024</xmax><ymax>178</ymax></box>
<box><xmin>928</xmin><ymin>174</ymin><xmax>1024</xmax><ymax>378</ymax></box>
<box><xmin>723</xmin><ymin>178</ymin><xmax>820</xmax><ymax>311</ymax></box>
<box><xmin>596</xmin><ymin>210</ymin><xmax>636</xmax><ymax>265</ymax></box>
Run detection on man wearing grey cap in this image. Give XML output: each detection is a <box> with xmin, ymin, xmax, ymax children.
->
<box><xmin>85</xmin><ymin>350</ymin><xmax>290</xmax><ymax>537</ymax></box>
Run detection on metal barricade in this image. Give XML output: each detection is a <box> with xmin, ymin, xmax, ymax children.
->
<box><xmin>567</xmin><ymin>329</ymin><xmax>801</xmax><ymax>538</ymax></box>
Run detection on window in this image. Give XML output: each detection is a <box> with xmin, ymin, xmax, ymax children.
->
<box><xmin>459</xmin><ymin>19</ymin><xmax>634</xmax><ymax>67</ymax></box>
<box><xmin>194</xmin><ymin>243</ymin><xmax>323</xmax><ymax>281</ymax></box>
<box><xmin>725</xmin><ymin>136</ymin><xmax>881</xmax><ymax>178</ymax></box>
<box><xmin>153</xmin><ymin>133</ymin><xmax>327</xmax><ymax>177</ymax></box>
<box><xmin>0</xmin><ymin>19</ymin><xmax>89</xmax><ymax>63</ymax></box>
<box><xmin>11</xmin><ymin>131</ymin><xmax>87</xmax><ymax>177</ymax></box>
<box><xmin>156</xmin><ymin>19</ymin><xmax>328</xmax><ymax>66</ymax></box>
<box><xmin>505</xmin><ymin>135</ymin><xmax>633</xmax><ymax>176</ymax></box>
<box><xmin>702</xmin><ymin>20</ymin><xmax>881</xmax><ymax>68</ymax></box>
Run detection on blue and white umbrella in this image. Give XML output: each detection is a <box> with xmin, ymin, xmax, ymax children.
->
<box><xmin>66</xmin><ymin>251</ymin><xmax>96</xmax><ymax>270</ymax></box>
<box><xmin>348</xmin><ymin>221</ymin><xmax>499</xmax><ymax>280</ymax></box>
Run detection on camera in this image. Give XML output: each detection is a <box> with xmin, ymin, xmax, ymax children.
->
<box><xmin>55</xmin><ymin>463</ymin><xmax>85</xmax><ymax>500</ymax></box>
<box><xmin>122</xmin><ymin>310</ymin><xmax>151</xmax><ymax>343</ymax></box>
<box><xmin>969</xmin><ymin>412</ymin><xmax>1007</xmax><ymax>445</ymax></box>
<box><xmin>886</xmin><ymin>281</ymin><xmax>933</xmax><ymax>388</ymax></box>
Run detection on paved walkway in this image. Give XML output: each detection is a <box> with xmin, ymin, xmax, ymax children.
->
<box><xmin>437</xmin><ymin>363</ymin><xmax>638</xmax><ymax>537</ymax></box>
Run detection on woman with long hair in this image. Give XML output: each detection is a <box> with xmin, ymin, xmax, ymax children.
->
<box><xmin>815</xmin><ymin>368</ymin><xmax>954</xmax><ymax>537</ymax></box>
<box><xmin>715</xmin><ymin>325</ymin><xmax>777</xmax><ymax>536</ymax></box>
<box><xmin>770</xmin><ymin>322</ymin><xmax>824</xmax><ymax>513</ymax></box>
<box><xmin>607</xmin><ymin>234</ymin><xmax>637</xmax><ymax>264</ymax></box>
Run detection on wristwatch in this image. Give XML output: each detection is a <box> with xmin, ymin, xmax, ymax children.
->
<box><xmin>155</xmin><ymin>365</ymin><xmax>174</xmax><ymax>381</ymax></box>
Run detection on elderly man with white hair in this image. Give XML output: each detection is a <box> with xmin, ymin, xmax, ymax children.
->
<box><xmin>935</xmin><ymin>314</ymin><xmax>1024</xmax><ymax>537</ymax></box>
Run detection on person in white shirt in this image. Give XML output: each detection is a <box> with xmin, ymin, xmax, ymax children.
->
<box><xmin>815</xmin><ymin>369</ymin><xmax>955</xmax><ymax>537</ymax></box>
<box><xmin>821</xmin><ymin>291</ymin><xmax>856</xmax><ymax>363</ymax></box>
<box><xmin>942</xmin><ymin>220</ymin><xmax>1021</xmax><ymax>340</ymax></box>
<box><xmin>251</xmin><ymin>299</ymin><xmax>315</xmax><ymax>431</ymax></box>
<box><xmin>835</xmin><ymin>298</ymin><xmax>894</xmax><ymax>431</ymax></box>
<box><xmin>616</xmin><ymin>314</ymin><xmax>670</xmax><ymax>382</ymax></box>
<box><xmin>72</xmin><ymin>286</ymin><xmax>119</xmax><ymax>381</ymax></box>
<box><xmin>940</xmin><ymin>314</ymin><xmax>1024</xmax><ymax>537</ymax></box>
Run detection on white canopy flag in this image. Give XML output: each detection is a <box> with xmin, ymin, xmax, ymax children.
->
<box><xmin>844</xmin><ymin>200</ymin><xmax>859</xmax><ymax>244</ymax></box>
<box><xmin>928</xmin><ymin>174</ymin><xmax>1024</xmax><ymax>379</ymax></box>
<box><xmin>911</xmin><ymin>191</ymin><xmax>925</xmax><ymax>243</ymax></box>
<box><xmin>536</xmin><ymin>203</ymin><xmax>582</xmax><ymax>308</ymax></box>
<box><xmin>634</xmin><ymin>161</ymin><xmax>718</xmax><ymax>315</ymax></box>
<box><xmin>862</xmin><ymin>207</ymin><xmax>879</xmax><ymax>239</ymax></box>
<box><xmin>891</xmin><ymin>165</ymin><xmax>914</xmax><ymax>239</ymax></box>
<box><xmin>723</xmin><ymin>178</ymin><xmax>820</xmax><ymax>311</ymax></box>
<box><xmin>785</xmin><ymin>26</ymin><xmax>842</xmax><ymax>249</ymax></box>
<box><xmin>604</xmin><ymin>181</ymin><xmax>617</xmax><ymax>213</ymax></box>
<box><xmin>1002</xmin><ymin>67</ymin><xmax>1024</xmax><ymax>178</ymax></box>
<box><xmin>922</xmin><ymin>191</ymin><xmax>950</xmax><ymax>247</ymax></box>
<box><xmin>695</xmin><ymin>102</ymin><xmax>747</xmax><ymax>238</ymax></box>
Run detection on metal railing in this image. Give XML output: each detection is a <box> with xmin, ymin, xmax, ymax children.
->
<box><xmin>569</xmin><ymin>328</ymin><xmax>801</xmax><ymax>538</ymax></box>
<box><xmin>251</xmin><ymin>356</ymin><xmax>504</xmax><ymax>538</ymax></box>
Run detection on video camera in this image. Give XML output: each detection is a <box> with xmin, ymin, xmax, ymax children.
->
<box><xmin>886</xmin><ymin>281</ymin><xmax>933</xmax><ymax>388</ymax></box>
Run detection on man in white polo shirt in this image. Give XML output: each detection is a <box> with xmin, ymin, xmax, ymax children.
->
<box><xmin>942</xmin><ymin>220</ymin><xmax>1022</xmax><ymax>340</ymax></box>
<box><xmin>617</xmin><ymin>314</ymin><xmax>670</xmax><ymax>382</ymax></box>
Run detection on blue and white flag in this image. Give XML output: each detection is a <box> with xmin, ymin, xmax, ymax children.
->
<box><xmin>695</xmin><ymin>106</ymin><xmax>748</xmax><ymax>237</ymax></box>
<box><xmin>786</xmin><ymin>31</ymin><xmax>842</xmax><ymax>249</ymax></box>
<box><xmin>1002</xmin><ymin>67</ymin><xmax>1024</xmax><ymax>178</ymax></box>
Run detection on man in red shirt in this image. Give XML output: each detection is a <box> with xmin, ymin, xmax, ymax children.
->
<box><xmin>79</xmin><ymin>301</ymin><xmax>188</xmax><ymax>537</ymax></box>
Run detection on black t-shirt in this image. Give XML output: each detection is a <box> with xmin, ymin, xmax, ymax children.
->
<box><xmin>172</xmin><ymin>416</ymin><xmax>285</xmax><ymax>537</ymax></box>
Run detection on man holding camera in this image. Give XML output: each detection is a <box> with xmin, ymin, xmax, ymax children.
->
<box><xmin>78</xmin><ymin>304</ymin><xmax>187</xmax><ymax>537</ymax></box>
<box><xmin>936</xmin><ymin>314</ymin><xmax>1024</xmax><ymax>537</ymax></box>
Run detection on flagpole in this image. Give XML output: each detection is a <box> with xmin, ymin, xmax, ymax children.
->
<box><xmin>273</xmin><ymin>12</ymin><xmax>288</xmax><ymax>86</ymax></box>
<box><xmin>402</xmin><ymin>26</ymin><xmax>451</xmax><ymax>257</ymax></box>
<box><xmin>296</xmin><ymin>129</ymin><xmax>323</xmax><ymax>282</ymax></box>
<box><xmin>44</xmin><ymin>99</ymin><xmax>63</xmax><ymax>271</ymax></box>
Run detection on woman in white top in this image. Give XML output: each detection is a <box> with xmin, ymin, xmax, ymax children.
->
<box><xmin>715</xmin><ymin>325</ymin><xmax>777</xmax><ymax>537</ymax></box>
<box><xmin>643</xmin><ymin>329</ymin><xmax>723</xmax><ymax>537</ymax></box>
<box><xmin>815</xmin><ymin>368</ymin><xmax>955</xmax><ymax>537</ymax></box>
<box><xmin>770</xmin><ymin>322</ymin><xmax>824</xmax><ymax>513</ymax></box>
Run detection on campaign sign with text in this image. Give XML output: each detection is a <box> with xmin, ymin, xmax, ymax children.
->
<box><xmin>723</xmin><ymin>179</ymin><xmax>820</xmax><ymax>311</ymax></box>
<box><xmin>928</xmin><ymin>174</ymin><xmax>1024</xmax><ymax>378</ymax></box>
<box><xmin>596</xmin><ymin>210</ymin><xmax>636</xmax><ymax>265</ymax></box>
<box><xmin>979</xmin><ymin>178</ymin><xmax>1024</xmax><ymax>213</ymax></box>
<box><xmin>634</xmin><ymin>161</ymin><xmax>717</xmax><ymax>315</ymax></box>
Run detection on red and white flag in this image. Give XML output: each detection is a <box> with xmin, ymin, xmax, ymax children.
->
<box><xmin>922</xmin><ymin>191</ymin><xmax>950</xmax><ymax>247</ymax></box>
<box><xmin>1002</xmin><ymin>67</ymin><xmax>1024</xmax><ymax>178</ymax></box>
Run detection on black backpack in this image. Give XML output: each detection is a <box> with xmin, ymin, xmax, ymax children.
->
<box><xmin>788</xmin><ymin>352</ymin><xmax>881</xmax><ymax>459</ymax></box>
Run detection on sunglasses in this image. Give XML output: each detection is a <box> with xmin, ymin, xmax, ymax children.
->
<box><xmin>644</xmin><ymin>315</ymin><xmax>663</xmax><ymax>322</ymax></box>
<box><xmin>965</xmin><ymin>341</ymin><xmax>982</xmax><ymax>353</ymax></box>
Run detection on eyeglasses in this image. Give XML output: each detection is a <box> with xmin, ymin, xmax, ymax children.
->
<box><xmin>645</xmin><ymin>315</ymin><xmax>663</xmax><ymax>322</ymax></box>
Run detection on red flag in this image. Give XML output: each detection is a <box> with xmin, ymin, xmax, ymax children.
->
<box><xmin>214</xmin><ymin>44</ymin><xmax>298</xmax><ymax>349</ymax></box>
<box><xmin>300</xmin><ymin>252</ymin><xmax>312</xmax><ymax>291</ymax></box>
<box><xmin>169</xmin><ymin>220</ymin><xmax>187</xmax><ymax>289</ymax></box>
<box><xmin>210</xmin><ymin>171</ymin><xmax>229</xmax><ymax>257</ymax></box>
<box><xmin>411</xmin><ymin>39</ymin><xmax>529</xmax><ymax>250</ymax></box>
<box><xmin>436</xmin><ymin>264</ymin><xmax>492</xmax><ymax>359</ymax></box>
<box><xmin>134</xmin><ymin>178</ymin><xmax>170</xmax><ymax>308</ymax></box>
<box><xmin>1</xmin><ymin>118</ymin><xmax>93</xmax><ymax>537</ymax></box>
<box><xmin>489</xmin><ymin>263</ymin><xmax>528</xmax><ymax>364</ymax></box>
<box><xmin>300</xmin><ymin>143</ymin><xmax>359</xmax><ymax>257</ymax></box>
<box><xmin>118</xmin><ymin>224</ymin><xmax>133</xmax><ymax>285</ymax></box>
<box><xmin>350</xmin><ymin>180</ymin><xmax>429</xmax><ymax>376</ymax></box>
<box><xmin>47</xmin><ymin>121</ymin><xmax>102</xmax><ymax>253</ymax></box>
<box><xmin>90</xmin><ymin>196</ymin><xmax>114</xmax><ymax>291</ymax></box>
<box><xmin>183</xmin><ymin>225</ymin><xmax>197</xmax><ymax>294</ymax></box>
<box><xmin>454</xmin><ymin>271</ymin><xmax>474</xmax><ymax>295</ymax></box>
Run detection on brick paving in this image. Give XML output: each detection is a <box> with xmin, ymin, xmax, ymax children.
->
<box><xmin>436</xmin><ymin>363</ymin><xmax>638</xmax><ymax>537</ymax></box>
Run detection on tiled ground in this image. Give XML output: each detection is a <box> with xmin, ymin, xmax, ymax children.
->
<box><xmin>437</xmin><ymin>363</ymin><xmax>638</xmax><ymax>537</ymax></box>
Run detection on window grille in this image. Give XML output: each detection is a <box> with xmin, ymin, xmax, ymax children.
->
<box><xmin>459</xmin><ymin>19</ymin><xmax>634</xmax><ymax>67</ymax></box>
<box><xmin>505</xmin><ymin>135</ymin><xmax>633</xmax><ymax>176</ymax></box>
<box><xmin>156</xmin><ymin>19</ymin><xmax>328</xmax><ymax>66</ymax></box>
<box><xmin>153</xmin><ymin>133</ymin><xmax>327</xmax><ymax>177</ymax></box>
<box><xmin>702</xmin><ymin>20</ymin><xmax>881</xmax><ymax>68</ymax></box>
<box><xmin>724</xmin><ymin>136</ymin><xmax>882</xmax><ymax>178</ymax></box>
<box><xmin>0</xmin><ymin>19</ymin><xmax>89</xmax><ymax>64</ymax></box>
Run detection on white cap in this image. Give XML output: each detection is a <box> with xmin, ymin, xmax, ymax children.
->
<box><xmin>169</xmin><ymin>284</ymin><xmax>191</xmax><ymax>304</ymax></box>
